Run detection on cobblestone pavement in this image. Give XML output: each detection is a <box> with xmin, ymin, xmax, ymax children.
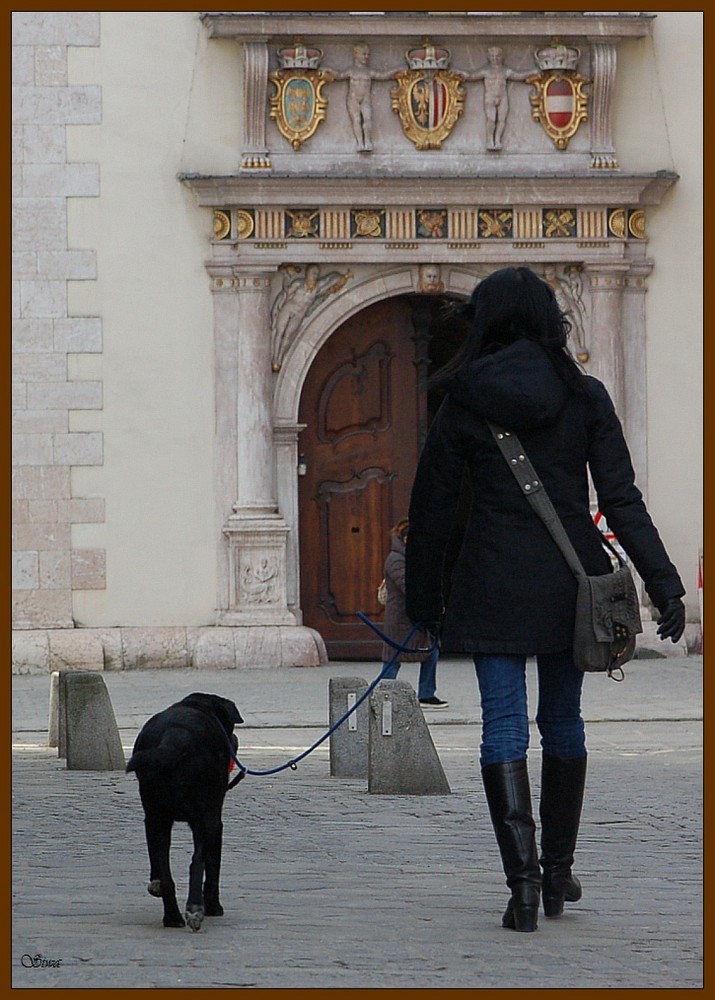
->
<box><xmin>12</xmin><ymin>657</ymin><xmax>703</xmax><ymax>989</ymax></box>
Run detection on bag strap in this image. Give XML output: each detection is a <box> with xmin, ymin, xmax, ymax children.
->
<box><xmin>487</xmin><ymin>422</ymin><xmax>591</xmax><ymax>582</ymax></box>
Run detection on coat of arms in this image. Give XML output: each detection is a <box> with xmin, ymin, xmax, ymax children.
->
<box><xmin>391</xmin><ymin>40</ymin><xmax>465</xmax><ymax>150</ymax></box>
<box><xmin>526</xmin><ymin>41</ymin><xmax>589</xmax><ymax>150</ymax></box>
<box><xmin>269</xmin><ymin>39</ymin><xmax>334</xmax><ymax>150</ymax></box>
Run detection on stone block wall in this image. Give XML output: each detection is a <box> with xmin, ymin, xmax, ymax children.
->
<box><xmin>12</xmin><ymin>12</ymin><xmax>105</xmax><ymax>630</ymax></box>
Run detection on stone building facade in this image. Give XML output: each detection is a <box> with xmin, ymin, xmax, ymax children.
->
<box><xmin>12</xmin><ymin>12</ymin><xmax>702</xmax><ymax>672</ymax></box>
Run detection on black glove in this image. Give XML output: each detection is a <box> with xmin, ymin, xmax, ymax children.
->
<box><xmin>656</xmin><ymin>597</ymin><xmax>686</xmax><ymax>643</ymax></box>
<box><xmin>414</xmin><ymin>620</ymin><xmax>441</xmax><ymax>652</ymax></box>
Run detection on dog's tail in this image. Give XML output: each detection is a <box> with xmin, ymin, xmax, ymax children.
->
<box><xmin>125</xmin><ymin>744</ymin><xmax>183</xmax><ymax>776</ymax></box>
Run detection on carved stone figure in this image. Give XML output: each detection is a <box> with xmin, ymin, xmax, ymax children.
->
<box><xmin>327</xmin><ymin>43</ymin><xmax>398</xmax><ymax>151</ymax></box>
<box><xmin>464</xmin><ymin>46</ymin><xmax>531</xmax><ymax>151</ymax></box>
<box><xmin>271</xmin><ymin>263</ymin><xmax>352</xmax><ymax>367</ymax></box>
<box><xmin>544</xmin><ymin>263</ymin><xmax>589</xmax><ymax>362</ymax></box>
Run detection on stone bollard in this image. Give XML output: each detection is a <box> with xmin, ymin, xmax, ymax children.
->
<box><xmin>328</xmin><ymin>676</ymin><xmax>369</xmax><ymax>778</ymax></box>
<box><xmin>368</xmin><ymin>679</ymin><xmax>451</xmax><ymax>795</ymax></box>
<box><xmin>63</xmin><ymin>671</ymin><xmax>126</xmax><ymax>771</ymax></box>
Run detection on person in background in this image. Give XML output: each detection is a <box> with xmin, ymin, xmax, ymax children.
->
<box><xmin>405</xmin><ymin>266</ymin><xmax>685</xmax><ymax>932</ymax></box>
<box><xmin>380</xmin><ymin>519</ymin><xmax>448</xmax><ymax>709</ymax></box>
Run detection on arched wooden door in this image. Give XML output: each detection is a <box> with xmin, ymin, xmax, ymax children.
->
<box><xmin>298</xmin><ymin>296</ymin><xmax>427</xmax><ymax>659</ymax></box>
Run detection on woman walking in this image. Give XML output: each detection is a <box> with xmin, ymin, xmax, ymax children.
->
<box><xmin>405</xmin><ymin>266</ymin><xmax>686</xmax><ymax>932</ymax></box>
<box><xmin>380</xmin><ymin>519</ymin><xmax>447</xmax><ymax>708</ymax></box>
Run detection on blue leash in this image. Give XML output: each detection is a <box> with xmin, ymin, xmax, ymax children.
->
<box><xmin>226</xmin><ymin>614</ymin><xmax>438</xmax><ymax>782</ymax></box>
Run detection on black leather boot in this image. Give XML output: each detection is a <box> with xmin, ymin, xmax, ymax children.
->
<box><xmin>481</xmin><ymin>760</ymin><xmax>541</xmax><ymax>932</ymax></box>
<box><xmin>539</xmin><ymin>753</ymin><xmax>587</xmax><ymax>918</ymax></box>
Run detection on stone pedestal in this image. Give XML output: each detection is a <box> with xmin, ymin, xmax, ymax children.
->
<box><xmin>368</xmin><ymin>680</ymin><xmax>451</xmax><ymax>795</ymax></box>
<box><xmin>221</xmin><ymin>512</ymin><xmax>296</xmax><ymax>625</ymax></box>
<box><xmin>61</xmin><ymin>671</ymin><xmax>126</xmax><ymax>771</ymax></box>
<box><xmin>329</xmin><ymin>676</ymin><xmax>369</xmax><ymax>778</ymax></box>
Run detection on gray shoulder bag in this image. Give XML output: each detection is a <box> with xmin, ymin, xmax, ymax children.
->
<box><xmin>489</xmin><ymin>423</ymin><xmax>642</xmax><ymax>680</ymax></box>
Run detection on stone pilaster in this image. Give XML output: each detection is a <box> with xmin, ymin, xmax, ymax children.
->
<box><xmin>621</xmin><ymin>260</ymin><xmax>653</xmax><ymax>502</ymax></box>
<box><xmin>583</xmin><ymin>263</ymin><xmax>630</xmax><ymax>417</ymax></box>
<box><xmin>240</xmin><ymin>41</ymin><xmax>272</xmax><ymax>171</ymax></box>
<box><xmin>215</xmin><ymin>267</ymin><xmax>295</xmax><ymax>625</ymax></box>
<box><xmin>274</xmin><ymin>421</ymin><xmax>307</xmax><ymax>620</ymax></box>
<box><xmin>589</xmin><ymin>42</ymin><xmax>618</xmax><ymax>169</ymax></box>
<box><xmin>207</xmin><ymin>264</ymin><xmax>240</xmax><ymax>613</ymax></box>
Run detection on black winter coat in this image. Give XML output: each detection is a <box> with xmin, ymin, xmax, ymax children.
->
<box><xmin>405</xmin><ymin>338</ymin><xmax>685</xmax><ymax>655</ymax></box>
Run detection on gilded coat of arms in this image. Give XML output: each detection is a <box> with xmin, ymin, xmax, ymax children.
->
<box><xmin>391</xmin><ymin>40</ymin><xmax>465</xmax><ymax>150</ymax></box>
<box><xmin>269</xmin><ymin>39</ymin><xmax>334</xmax><ymax>150</ymax></box>
<box><xmin>527</xmin><ymin>41</ymin><xmax>589</xmax><ymax>151</ymax></box>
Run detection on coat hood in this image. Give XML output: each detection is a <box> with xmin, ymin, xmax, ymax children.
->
<box><xmin>446</xmin><ymin>338</ymin><xmax>568</xmax><ymax>431</ymax></box>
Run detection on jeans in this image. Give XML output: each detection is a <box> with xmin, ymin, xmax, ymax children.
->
<box><xmin>381</xmin><ymin>643</ymin><xmax>439</xmax><ymax>701</ymax></box>
<box><xmin>474</xmin><ymin>651</ymin><xmax>586</xmax><ymax>767</ymax></box>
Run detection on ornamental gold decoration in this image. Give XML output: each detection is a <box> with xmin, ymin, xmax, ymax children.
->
<box><xmin>235</xmin><ymin>210</ymin><xmax>255</xmax><ymax>240</ymax></box>
<box><xmin>352</xmin><ymin>209</ymin><xmax>384</xmax><ymax>238</ymax></box>
<box><xmin>608</xmin><ymin>209</ymin><xmax>627</xmax><ymax>239</ymax></box>
<box><xmin>286</xmin><ymin>209</ymin><xmax>319</xmax><ymax>238</ymax></box>
<box><xmin>213</xmin><ymin>210</ymin><xmax>231</xmax><ymax>240</ymax></box>
<box><xmin>628</xmin><ymin>210</ymin><xmax>646</xmax><ymax>239</ymax></box>
<box><xmin>478</xmin><ymin>210</ymin><xmax>513</xmax><ymax>239</ymax></box>
<box><xmin>526</xmin><ymin>42</ymin><xmax>588</xmax><ymax>151</ymax></box>
<box><xmin>269</xmin><ymin>39</ymin><xmax>333</xmax><ymax>150</ymax></box>
<box><xmin>391</xmin><ymin>40</ymin><xmax>465</xmax><ymax>150</ymax></box>
<box><xmin>527</xmin><ymin>70</ymin><xmax>589</xmax><ymax>150</ymax></box>
<box><xmin>543</xmin><ymin>208</ymin><xmax>577</xmax><ymax>238</ymax></box>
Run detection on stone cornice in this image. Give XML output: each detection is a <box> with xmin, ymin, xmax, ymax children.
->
<box><xmin>180</xmin><ymin>171</ymin><xmax>678</xmax><ymax>209</ymax></box>
<box><xmin>199</xmin><ymin>12</ymin><xmax>655</xmax><ymax>42</ymax></box>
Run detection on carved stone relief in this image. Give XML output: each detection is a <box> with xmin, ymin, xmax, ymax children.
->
<box><xmin>462</xmin><ymin>45</ymin><xmax>532</xmax><ymax>151</ymax></box>
<box><xmin>270</xmin><ymin>263</ymin><xmax>353</xmax><ymax>371</ymax></box>
<box><xmin>261</xmin><ymin>34</ymin><xmax>596</xmax><ymax>158</ymax></box>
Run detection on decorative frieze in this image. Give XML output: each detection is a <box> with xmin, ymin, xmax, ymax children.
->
<box><xmin>513</xmin><ymin>209</ymin><xmax>541</xmax><ymax>240</ymax></box>
<box><xmin>212</xmin><ymin>203</ymin><xmax>650</xmax><ymax>246</ymax></box>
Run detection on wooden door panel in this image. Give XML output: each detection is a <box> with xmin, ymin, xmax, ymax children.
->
<box><xmin>317</xmin><ymin>468</ymin><xmax>393</xmax><ymax>623</ymax></box>
<box><xmin>317</xmin><ymin>342</ymin><xmax>392</xmax><ymax>446</ymax></box>
<box><xmin>298</xmin><ymin>297</ymin><xmax>421</xmax><ymax>658</ymax></box>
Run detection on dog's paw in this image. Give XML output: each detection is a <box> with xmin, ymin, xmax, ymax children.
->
<box><xmin>204</xmin><ymin>900</ymin><xmax>224</xmax><ymax>917</ymax></box>
<box><xmin>147</xmin><ymin>879</ymin><xmax>162</xmax><ymax>897</ymax></box>
<box><xmin>185</xmin><ymin>905</ymin><xmax>205</xmax><ymax>932</ymax></box>
<box><xmin>163</xmin><ymin>913</ymin><xmax>186</xmax><ymax>928</ymax></box>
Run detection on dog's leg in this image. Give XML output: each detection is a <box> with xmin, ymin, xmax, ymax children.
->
<box><xmin>145</xmin><ymin>816</ymin><xmax>185</xmax><ymax>928</ymax></box>
<box><xmin>203</xmin><ymin>817</ymin><xmax>224</xmax><ymax>917</ymax></box>
<box><xmin>185</xmin><ymin>823</ymin><xmax>205</xmax><ymax>932</ymax></box>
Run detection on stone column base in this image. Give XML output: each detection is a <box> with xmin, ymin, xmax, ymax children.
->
<box><xmin>221</xmin><ymin>511</ymin><xmax>296</xmax><ymax>626</ymax></box>
<box><xmin>11</xmin><ymin>625</ymin><xmax>328</xmax><ymax>674</ymax></box>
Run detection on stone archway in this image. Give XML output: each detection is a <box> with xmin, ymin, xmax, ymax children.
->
<box><xmin>272</xmin><ymin>265</ymin><xmax>477</xmax><ymax>628</ymax></box>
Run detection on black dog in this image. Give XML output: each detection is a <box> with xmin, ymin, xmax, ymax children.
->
<box><xmin>126</xmin><ymin>693</ymin><xmax>244</xmax><ymax>931</ymax></box>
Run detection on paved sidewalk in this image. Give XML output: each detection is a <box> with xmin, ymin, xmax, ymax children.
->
<box><xmin>12</xmin><ymin>656</ymin><xmax>703</xmax><ymax>989</ymax></box>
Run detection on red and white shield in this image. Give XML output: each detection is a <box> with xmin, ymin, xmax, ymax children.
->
<box><xmin>410</xmin><ymin>76</ymin><xmax>448</xmax><ymax>130</ymax></box>
<box><xmin>544</xmin><ymin>75</ymin><xmax>576</xmax><ymax>131</ymax></box>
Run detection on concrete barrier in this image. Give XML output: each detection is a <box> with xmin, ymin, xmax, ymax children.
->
<box><xmin>62</xmin><ymin>671</ymin><xmax>126</xmax><ymax>771</ymax></box>
<box><xmin>328</xmin><ymin>676</ymin><xmax>369</xmax><ymax>778</ymax></box>
<box><xmin>368</xmin><ymin>679</ymin><xmax>451</xmax><ymax>795</ymax></box>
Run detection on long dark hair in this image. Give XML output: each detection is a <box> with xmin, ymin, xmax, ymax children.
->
<box><xmin>429</xmin><ymin>266</ymin><xmax>587</xmax><ymax>394</ymax></box>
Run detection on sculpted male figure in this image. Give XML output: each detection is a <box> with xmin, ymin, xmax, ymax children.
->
<box><xmin>465</xmin><ymin>46</ymin><xmax>531</xmax><ymax>151</ymax></box>
<box><xmin>329</xmin><ymin>43</ymin><xmax>397</xmax><ymax>151</ymax></box>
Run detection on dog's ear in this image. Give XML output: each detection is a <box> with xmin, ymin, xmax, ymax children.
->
<box><xmin>181</xmin><ymin>692</ymin><xmax>244</xmax><ymax>728</ymax></box>
<box><xmin>213</xmin><ymin>696</ymin><xmax>244</xmax><ymax>728</ymax></box>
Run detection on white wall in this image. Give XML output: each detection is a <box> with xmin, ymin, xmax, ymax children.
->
<box><xmin>615</xmin><ymin>12</ymin><xmax>702</xmax><ymax>614</ymax></box>
<box><xmin>70</xmin><ymin>12</ymin><xmax>240</xmax><ymax>626</ymax></box>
